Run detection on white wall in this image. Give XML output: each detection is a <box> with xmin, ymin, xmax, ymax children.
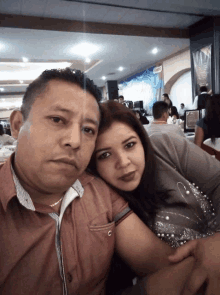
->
<box><xmin>0</xmin><ymin>110</ymin><xmax>14</xmax><ymax>119</ymax></box>
<box><xmin>163</xmin><ymin>50</ymin><xmax>191</xmax><ymax>85</ymax></box>
<box><xmin>170</xmin><ymin>71</ymin><xmax>193</xmax><ymax>110</ymax></box>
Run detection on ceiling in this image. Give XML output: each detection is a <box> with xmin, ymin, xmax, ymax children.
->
<box><xmin>0</xmin><ymin>0</ymin><xmax>220</xmax><ymax>111</ymax></box>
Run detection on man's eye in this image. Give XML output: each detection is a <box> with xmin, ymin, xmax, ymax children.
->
<box><xmin>98</xmin><ymin>152</ymin><xmax>110</xmax><ymax>160</ymax></box>
<box><xmin>83</xmin><ymin>127</ymin><xmax>95</xmax><ymax>135</ymax></box>
<box><xmin>51</xmin><ymin>117</ymin><xmax>62</xmax><ymax>124</ymax></box>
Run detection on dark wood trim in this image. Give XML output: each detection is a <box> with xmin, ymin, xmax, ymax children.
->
<box><xmin>0</xmin><ymin>13</ymin><xmax>189</xmax><ymax>38</ymax></box>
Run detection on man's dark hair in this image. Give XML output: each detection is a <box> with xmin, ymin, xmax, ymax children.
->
<box><xmin>181</xmin><ymin>103</ymin><xmax>184</xmax><ymax>107</ymax></box>
<box><xmin>200</xmin><ymin>86</ymin><xmax>208</xmax><ymax>93</ymax></box>
<box><xmin>118</xmin><ymin>95</ymin><xmax>124</xmax><ymax>100</ymax></box>
<box><xmin>21</xmin><ymin>68</ymin><xmax>102</xmax><ymax>121</ymax></box>
<box><xmin>152</xmin><ymin>101</ymin><xmax>169</xmax><ymax>119</ymax></box>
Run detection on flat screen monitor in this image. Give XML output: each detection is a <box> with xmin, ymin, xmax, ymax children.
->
<box><xmin>184</xmin><ymin>109</ymin><xmax>200</xmax><ymax>133</ymax></box>
<box><xmin>134</xmin><ymin>101</ymin><xmax>143</xmax><ymax>109</ymax></box>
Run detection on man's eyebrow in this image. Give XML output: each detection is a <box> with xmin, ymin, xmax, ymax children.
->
<box><xmin>49</xmin><ymin>106</ymin><xmax>99</xmax><ymax>126</ymax></box>
<box><xmin>50</xmin><ymin>105</ymin><xmax>73</xmax><ymax>114</ymax></box>
<box><xmin>84</xmin><ymin>118</ymin><xmax>99</xmax><ymax>127</ymax></box>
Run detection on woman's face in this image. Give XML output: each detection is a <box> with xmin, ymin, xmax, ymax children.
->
<box><xmin>94</xmin><ymin>121</ymin><xmax>145</xmax><ymax>191</ymax></box>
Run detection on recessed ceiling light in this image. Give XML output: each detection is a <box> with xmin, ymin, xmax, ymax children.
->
<box><xmin>152</xmin><ymin>48</ymin><xmax>158</xmax><ymax>54</ymax></box>
<box><xmin>0</xmin><ymin>88</ymin><xmax>4</xmax><ymax>92</ymax></box>
<box><xmin>118</xmin><ymin>66</ymin><xmax>123</xmax><ymax>71</ymax></box>
<box><xmin>20</xmin><ymin>80</ymin><xmax>23</xmax><ymax>84</ymax></box>
<box><xmin>85</xmin><ymin>57</ymin><xmax>91</xmax><ymax>63</ymax></box>
<box><xmin>71</xmin><ymin>43</ymin><xmax>99</xmax><ymax>57</ymax></box>
<box><xmin>22</xmin><ymin>57</ymin><xmax>29</xmax><ymax>62</ymax></box>
<box><xmin>101</xmin><ymin>76</ymin><xmax>106</xmax><ymax>80</ymax></box>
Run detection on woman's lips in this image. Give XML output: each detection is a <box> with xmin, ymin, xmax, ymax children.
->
<box><xmin>119</xmin><ymin>171</ymin><xmax>136</xmax><ymax>182</ymax></box>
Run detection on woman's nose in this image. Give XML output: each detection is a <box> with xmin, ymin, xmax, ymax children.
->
<box><xmin>116</xmin><ymin>153</ymin><xmax>131</xmax><ymax>169</ymax></box>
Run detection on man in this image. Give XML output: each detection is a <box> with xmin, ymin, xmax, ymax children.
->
<box><xmin>0</xmin><ymin>68</ymin><xmax>192</xmax><ymax>295</ymax></box>
<box><xmin>1</xmin><ymin>68</ymin><xmax>217</xmax><ymax>295</ymax></box>
<box><xmin>146</xmin><ymin>101</ymin><xmax>185</xmax><ymax>138</ymax></box>
<box><xmin>193</xmin><ymin>85</ymin><xmax>211</xmax><ymax>110</ymax></box>
<box><xmin>118</xmin><ymin>95</ymin><xmax>124</xmax><ymax>104</ymax></box>
<box><xmin>179</xmin><ymin>103</ymin><xmax>186</xmax><ymax>120</ymax></box>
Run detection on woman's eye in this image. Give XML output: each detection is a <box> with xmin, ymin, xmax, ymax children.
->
<box><xmin>97</xmin><ymin>152</ymin><xmax>110</xmax><ymax>160</ymax></box>
<box><xmin>126</xmin><ymin>142</ymin><xmax>136</xmax><ymax>149</ymax></box>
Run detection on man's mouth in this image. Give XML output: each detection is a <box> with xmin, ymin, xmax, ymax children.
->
<box><xmin>52</xmin><ymin>158</ymin><xmax>78</xmax><ymax>170</ymax></box>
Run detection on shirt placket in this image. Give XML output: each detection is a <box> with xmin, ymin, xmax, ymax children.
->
<box><xmin>49</xmin><ymin>212</ymin><xmax>68</xmax><ymax>295</ymax></box>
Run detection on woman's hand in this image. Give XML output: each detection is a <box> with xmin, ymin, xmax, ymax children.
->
<box><xmin>169</xmin><ymin>234</ymin><xmax>220</xmax><ymax>295</ymax></box>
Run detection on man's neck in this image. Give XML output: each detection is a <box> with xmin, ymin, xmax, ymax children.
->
<box><xmin>152</xmin><ymin>119</ymin><xmax>167</xmax><ymax>124</ymax></box>
<box><xmin>12</xmin><ymin>159</ymin><xmax>67</xmax><ymax>207</ymax></box>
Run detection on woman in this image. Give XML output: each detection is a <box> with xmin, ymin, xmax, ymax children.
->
<box><xmin>195</xmin><ymin>94</ymin><xmax>220</xmax><ymax>147</ymax></box>
<box><xmin>87</xmin><ymin>101</ymin><xmax>220</xmax><ymax>293</ymax></box>
<box><xmin>170</xmin><ymin>106</ymin><xmax>180</xmax><ymax>124</ymax></box>
<box><xmin>162</xmin><ymin>93</ymin><xmax>172</xmax><ymax>114</ymax></box>
<box><xmin>133</xmin><ymin>110</ymin><xmax>149</xmax><ymax>125</ymax></box>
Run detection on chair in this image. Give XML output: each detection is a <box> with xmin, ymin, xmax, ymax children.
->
<box><xmin>201</xmin><ymin>142</ymin><xmax>220</xmax><ymax>161</ymax></box>
<box><xmin>203</xmin><ymin>138</ymin><xmax>220</xmax><ymax>151</ymax></box>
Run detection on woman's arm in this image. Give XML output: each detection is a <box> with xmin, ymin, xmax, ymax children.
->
<box><xmin>194</xmin><ymin>125</ymin><xmax>204</xmax><ymax>147</ymax></box>
<box><xmin>115</xmin><ymin>212</ymin><xmax>175</xmax><ymax>276</ymax></box>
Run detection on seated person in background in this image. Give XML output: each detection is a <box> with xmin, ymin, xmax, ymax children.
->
<box><xmin>194</xmin><ymin>94</ymin><xmax>220</xmax><ymax>147</ymax></box>
<box><xmin>0</xmin><ymin>67</ymin><xmax>198</xmax><ymax>295</ymax></box>
<box><xmin>118</xmin><ymin>95</ymin><xmax>124</xmax><ymax>104</ymax></box>
<box><xmin>193</xmin><ymin>85</ymin><xmax>211</xmax><ymax>110</ymax></box>
<box><xmin>179</xmin><ymin>103</ymin><xmax>186</xmax><ymax>120</ymax></box>
<box><xmin>170</xmin><ymin>106</ymin><xmax>180</xmax><ymax>124</ymax></box>
<box><xmin>146</xmin><ymin>101</ymin><xmax>185</xmax><ymax>138</ymax></box>
<box><xmin>0</xmin><ymin>124</ymin><xmax>16</xmax><ymax>147</ymax></box>
<box><xmin>89</xmin><ymin>100</ymin><xmax>220</xmax><ymax>294</ymax></box>
<box><xmin>133</xmin><ymin>110</ymin><xmax>149</xmax><ymax>125</ymax></box>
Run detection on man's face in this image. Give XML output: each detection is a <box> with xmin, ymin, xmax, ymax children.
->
<box><xmin>13</xmin><ymin>80</ymin><xmax>100</xmax><ymax>194</ymax></box>
<box><xmin>181</xmin><ymin>104</ymin><xmax>184</xmax><ymax>109</ymax></box>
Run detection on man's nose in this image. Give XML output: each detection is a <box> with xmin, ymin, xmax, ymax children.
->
<box><xmin>63</xmin><ymin>124</ymin><xmax>81</xmax><ymax>149</ymax></box>
<box><xmin>116</xmin><ymin>153</ymin><xmax>131</xmax><ymax>169</ymax></box>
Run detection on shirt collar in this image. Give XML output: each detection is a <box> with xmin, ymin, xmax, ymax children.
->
<box><xmin>11</xmin><ymin>165</ymin><xmax>84</xmax><ymax>212</ymax></box>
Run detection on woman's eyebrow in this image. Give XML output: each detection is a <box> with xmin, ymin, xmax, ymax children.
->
<box><xmin>95</xmin><ymin>147</ymin><xmax>111</xmax><ymax>154</ymax></box>
<box><xmin>122</xmin><ymin>136</ymin><xmax>136</xmax><ymax>144</ymax></box>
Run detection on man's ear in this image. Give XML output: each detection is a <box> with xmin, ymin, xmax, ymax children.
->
<box><xmin>10</xmin><ymin>110</ymin><xmax>24</xmax><ymax>139</ymax></box>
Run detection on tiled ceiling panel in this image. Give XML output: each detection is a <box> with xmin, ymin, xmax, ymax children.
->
<box><xmin>21</xmin><ymin>0</ymin><xmax>47</xmax><ymax>16</ymax></box>
<box><xmin>0</xmin><ymin>0</ymin><xmax>21</xmax><ymax>14</ymax></box>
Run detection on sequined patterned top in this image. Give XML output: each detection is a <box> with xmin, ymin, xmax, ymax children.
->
<box><xmin>147</xmin><ymin>131</ymin><xmax>220</xmax><ymax>248</ymax></box>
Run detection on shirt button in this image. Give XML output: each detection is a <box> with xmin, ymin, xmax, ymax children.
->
<box><xmin>67</xmin><ymin>272</ymin><xmax>72</xmax><ymax>283</ymax></box>
<box><xmin>108</xmin><ymin>230</ymin><xmax>112</xmax><ymax>236</ymax></box>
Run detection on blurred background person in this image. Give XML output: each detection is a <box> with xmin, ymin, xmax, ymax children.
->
<box><xmin>118</xmin><ymin>95</ymin><xmax>124</xmax><ymax>104</ymax></box>
<box><xmin>134</xmin><ymin>110</ymin><xmax>149</xmax><ymax>125</ymax></box>
<box><xmin>0</xmin><ymin>124</ymin><xmax>16</xmax><ymax>147</ymax></box>
<box><xmin>170</xmin><ymin>106</ymin><xmax>180</xmax><ymax>124</ymax></box>
<box><xmin>194</xmin><ymin>94</ymin><xmax>220</xmax><ymax>147</ymax></box>
<box><xmin>193</xmin><ymin>85</ymin><xmax>211</xmax><ymax>110</ymax></box>
<box><xmin>179</xmin><ymin>103</ymin><xmax>186</xmax><ymax>120</ymax></box>
<box><xmin>146</xmin><ymin>101</ymin><xmax>185</xmax><ymax>137</ymax></box>
<box><xmin>162</xmin><ymin>93</ymin><xmax>172</xmax><ymax>114</ymax></box>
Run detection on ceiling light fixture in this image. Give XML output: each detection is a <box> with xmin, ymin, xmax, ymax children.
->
<box><xmin>118</xmin><ymin>66</ymin><xmax>123</xmax><ymax>71</ymax></box>
<box><xmin>0</xmin><ymin>88</ymin><xmax>4</xmax><ymax>92</ymax></box>
<box><xmin>22</xmin><ymin>57</ymin><xmax>29</xmax><ymax>62</ymax></box>
<box><xmin>152</xmin><ymin>48</ymin><xmax>158</xmax><ymax>54</ymax></box>
<box><xmin>85</xmin><ymin>57</ymin><xmax>91</xmax><ymax>63</ymax></box>
<box><xmin>20</xmin><ymin>80</ymin><xmax>24</xmax><ymax>84</ymax></box>
<box><xmin>101</xmin><ymin>76</ymin><xmax>106</xmax><ymax>80</ymax></box>
<box><xmin>71</xmin><ymin>43</ymin><xmax>99</xmax><ymax>57</ymax></box>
